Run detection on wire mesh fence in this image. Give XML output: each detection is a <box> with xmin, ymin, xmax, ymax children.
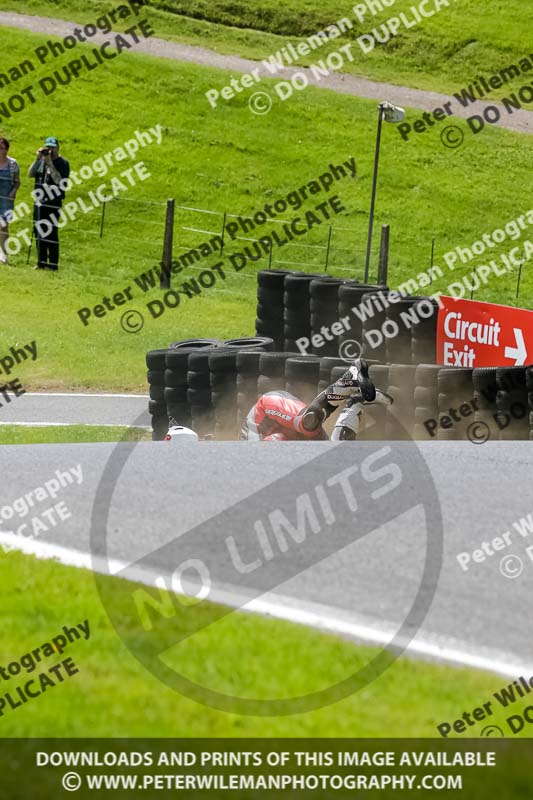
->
<box><xmin>7</xmin><ymin>191</ymin><xmax>529</xmax><ymax>304</ymax></box>
<box><xmin>385</xmin><ymin>229</ymin><xmax>531</xmax><ymax>304</ymax></box>
<box><xmin>171</xmin><ymin>202</ymin><xmax>371</xmax><ymax>279</ymax></box>
<box><xmin>15</xmin><ymin>194</ymin><xmax>168</xmax><ymax>278</ymax></box>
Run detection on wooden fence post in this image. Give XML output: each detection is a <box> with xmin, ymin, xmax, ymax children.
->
<box><xmin>160</xmin><ymin>198</ymin><xmax>175</xmax><ymax>290</ymax></box>
<box><xmin>377</xmin><ymin>224</ymin><xmax>390</xmax><ymax>286</ymax></box>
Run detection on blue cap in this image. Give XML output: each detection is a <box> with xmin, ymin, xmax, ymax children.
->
<box><xmin>44</xmin><ymin>136</ymin><xmax>59</xmax><ymax>147</ymax></box>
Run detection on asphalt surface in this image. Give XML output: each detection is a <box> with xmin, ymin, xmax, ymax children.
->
<box><xmin>1</xmin><ymin>439</ymin><xmax>532</xmax><ymax>678</ymax></box>
<box><xmin>0</xmin><ymin>392</ymin><xmax>150</xmax><ymax>427</ymax></box>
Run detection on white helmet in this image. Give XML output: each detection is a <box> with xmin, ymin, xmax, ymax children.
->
<box><xmin>165</xmin><ymin>424</ymin><xmax>199</xmax><ymax>441</ymax></box>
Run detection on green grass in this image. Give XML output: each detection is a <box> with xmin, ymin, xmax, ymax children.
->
<box><xmin>1</xmin><ymin>0</ymin><xmax>532</xmax><ymax>95</ymax></box>
<box><xmin>0</xmin><ymin>548</ymin><xmax>527</xmax><ymax>737</ymax></box>
<box><xmin>0</xmin><ymin>26</ymin><xmax>531</xmax><ymax>392</ymax></box>
<box><xmin>0</xmin><ymin>425</ymin><xmax>150</xmax><ymax>444</ymax></box>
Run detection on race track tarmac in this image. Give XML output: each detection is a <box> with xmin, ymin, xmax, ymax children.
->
<box><xmin>1</xmin><ymin>439</ymin><xmax>531</xmax><ymax>677</ymax></box>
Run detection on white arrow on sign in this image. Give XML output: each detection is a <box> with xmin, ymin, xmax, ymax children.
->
<box><xmin>504</xmin><ymin>328</ymin><xmax>527</xmax><ymax>365</ymax></box>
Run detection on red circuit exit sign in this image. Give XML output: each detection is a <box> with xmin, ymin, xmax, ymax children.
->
<box><xmin>436</xmin><ymin>296</ymin><xmax>533</xmax><ymax>368</ymax></box>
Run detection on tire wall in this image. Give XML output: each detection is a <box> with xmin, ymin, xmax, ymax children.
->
<box><xmin>145</xmin><ymin>270</ymin><xmax>533</xmax><ymax>441</ymax></box>
<box><xmin>255</xmin><ymin>269</ymin><xmax>440</xmax><ymax>366</ymax></box>
<box><xmin>148</xmin><ymin>344</ymin><xmax>533</xmax><ymax>442</ymax></box>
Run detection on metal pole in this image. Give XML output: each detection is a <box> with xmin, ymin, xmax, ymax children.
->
<box><xmin>516</xmin><ymin>259</ymin><xmax>523</xmax><ymax>299</ymax></box>
<box><xmin>364</xmin><ymin>105</ymin><xmax>384</xmax><ymax>283</ymax></box>
<box><xmin>324</xmin><ymin>225</ymin><xmax>332</xmax><ymax>272</ymax></box>
<box><xmin>470</xmin><ymin>267</ymin><xmax>476</xmax><ymax>300</ymax></box>
<box><xmin>99</xmin><ymin>199</ymin><xmax>107</xmax><ymax>239</ymax></box>
<box><xmin>220</xmin><ymin>212</ymin><xmax>227</xmax><ymax>255</ymax></box>
<box><xmin>160</xmin><ymin>198</ymin><xmax>175</xmax><ymax>290</ymax></box>
<box><xmin>268</xmin><ymin>240</ymin><xmax>273</xmax><ymax>269</ymax></box>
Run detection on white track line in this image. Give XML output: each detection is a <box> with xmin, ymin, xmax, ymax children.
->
<box><xmin>0</xmin><ymin>532</ymin><xmax>528</xmax><ymax>680</ymax></box>
<box><xmin>24</xmin><ymin>393</ymin><xmax>149</xmax><ymax>398</ymax></box>
<box><xmin>0</xmin><ymin>422</ymin><xmax>150</xmax><ymax>429</ymax></box>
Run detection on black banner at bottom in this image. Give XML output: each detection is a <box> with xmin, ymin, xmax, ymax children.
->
<box><xmin>0</xmin><ymin>739</ymin><xmax>531</xmax><ymax>798</ymax></box>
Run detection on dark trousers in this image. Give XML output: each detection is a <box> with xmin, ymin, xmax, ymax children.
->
<box><xmin>33</xmin><ymin>203</ymin><xmax>62</xmax><ymax>270</ymax></box>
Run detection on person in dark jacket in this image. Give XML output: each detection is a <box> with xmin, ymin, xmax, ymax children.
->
<box><xmin>28</xmin><ymin>136</ymin><xmax>70</xmax><ymax>271</ymax></box>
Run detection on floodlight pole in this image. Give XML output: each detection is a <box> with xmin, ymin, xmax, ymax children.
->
<box><xmin>364</xmin><ymin>103</ymin><xmax>385</xmax><ymax>283</ymax></box>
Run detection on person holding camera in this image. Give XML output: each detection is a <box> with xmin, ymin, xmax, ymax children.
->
<box><xmin>0</xmin><ymin>137</ymin><xmax>20</xmax><ymax>265</ymax></box>
<box><xmin>28</xmin><ymin>136</ymin><xmax>70</xmax><ymax>271</ymax></box>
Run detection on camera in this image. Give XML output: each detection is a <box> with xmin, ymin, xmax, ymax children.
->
<box><xmin>40</xmin><ymin>148</ymin><xmax>51</xmax><ymax>156</ymax></box>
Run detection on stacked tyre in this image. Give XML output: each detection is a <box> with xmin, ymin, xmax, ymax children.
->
<box><xmin>165</xmin><ymin>338</ymin><xmax>221</xmax><ymax>436</ymax></box>
<box><xmin>309</xmin><ymin>278</ymin><xmax>344</xmax><ymax>357</ymax></box>
<box><xmin>256</xmin><ymin>270</ymin><xmax>289</xmax><ymax>350</ymax></box>
<box><xmin>338</xmin><ymin>284</ymin><xmax>384</xmax><ymax>362</ymax></box>
<box><xmin>385</xmin><ymin>297</ymin><xmax>419</xmax><ymax>365</ymax></box>
<box><xmin>168</xmin><ymin>337</ymin><xmax>221</xmax><ymax>351</ymax></box>
<box><xmin>285</xmin><ymin>357</ymin><xmax>321</xmax><ymax>403</ymax></box>
<box><xmin>359</xmin><ymin>364</ymin><xmax>389</xmax><ymax>440</ymax></box>
<box><xmin>472</xmin><ymin>368</ymin><xmax>498</xmax><ymax>438</ymax></box>
<box><xmin>385</xmin><ymin>296</ymin><xmax>437</xmax><ymax>366</ymax></box>
<box><xmin>146</xmin><ymin>349</ymin><xmax>169</xmax><ymax>440</ymax></box>
<box><xmin>187</xmin><ymin>351</ymin><xmax>215</xmax><ymax>438</ymax></box>
<box><xmin>436</xmin><ymin>368</ymin><xmax>472</xmax><ymax>440</ymax></box>
<box><xmin>257</xmin><ymin>351</ymin><xmax>291</xmax><ymax>395</ymax></box>
<box><xmin>361</xmin><ymin>291</ymin><xmax>388</xmax><ymax>363</ymax></box>
<box><xmin>410</xmin><ymin>298</ymin><xmax>438</xmax><ymax>365</ymax></box>
<box><xmin>527</xmin><ymin>366</ymin><xmax>533</xmax><ymax>441</ymax></box>
<box><xmin>386</xmin><ymin>365</ymin><xmax>417</xmax><ymax>439</ymax></box>
<box><xmin>175</xmin><ymin>337</ymin><xmax>272</xmax><ymax>439</ymax></box>
<box><xmin>236</xmin><ymin>350</ymin><xmax>262</xmax><ymax>429</ymax></box>
<box><xmin>208</xmin><ymin>339</ymin><xmax>274</xmax><ymax>439</ymax></box>
<box><xmin>494</xmin><ymin>367</ymin><xmax>529</xmax><ymax>441</ymax></box>
<box><xmin>165</xmin><ymin>348</ymin><xmax>194</xmax><ymax>430</ymax></box>
<box><xmin>209</xmin><ymin>349</ymin><xmax>239</xmax><ymax>440</ymax></box>
<box><xmin>413</xmin><ymin>364</ymin><xmax>440</xmax><ymax>440</ymax></box>
<box><xmin>283</xmin><ymin>273</ymin><xmax>317</xmax><ymax>352</ymax></box>
<box><xmin>223</xmin><ymin>336</ymin><xmax>274</xmax><ymax>353</ymax></box>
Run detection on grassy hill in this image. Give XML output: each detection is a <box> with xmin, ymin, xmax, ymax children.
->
<box><xmin>0</xmin><ymin>22</ymin><xmax>531</xmax><ymax>391</ymax></box>
<box><xmin>0</xmin><ymin>3</ymin><xmax>531</xmax><ymax>746</ymax></box>
<box><xmin>1</xmin><ymin>0</ymin><xmax>531</xmax><ymax>94</ymax></box>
